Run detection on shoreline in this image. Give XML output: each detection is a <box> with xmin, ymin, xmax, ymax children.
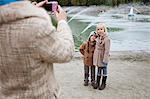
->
<box><xmin>66</xmin><ymin>5</ymin><xmax>150</xmax><ymax>52</ymax></box>
<box><xmin>65</xmin><ymin>4</ymin><xmax>150</xmax><ymax>15</ymax></box>
<box><xmin>73</xmin><ymin>51</ymin><xmax>150</xmax><ymax>61</ymax></box>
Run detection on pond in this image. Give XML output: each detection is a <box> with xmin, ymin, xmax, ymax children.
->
<box><xmin>66</xmin><ymin>6</ymin><xmax>150</xmax><ymax>51</ymax></box>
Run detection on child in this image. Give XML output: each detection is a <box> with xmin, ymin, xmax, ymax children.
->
<box><xmin>79</xmin><ymin>31</ymin><xmax>97</xmax><ymax>86</ymax></box>
<box><xmin>93</xmin><ymin>23</ymin><xmax>111</xmax><ymax>90</ymax></box>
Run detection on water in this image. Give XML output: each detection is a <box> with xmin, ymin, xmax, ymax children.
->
<box><xmin>67</xmin><ymin>6</ymin><xmax>150</xmax><ymax>51</ymax></box>
<box><xmin>68</xmin><ymin>7</ymin><xmax>91</xmax><ymax>23</ymax></box>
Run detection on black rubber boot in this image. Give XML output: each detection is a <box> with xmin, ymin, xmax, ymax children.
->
<box><xmin>91</xmin><ymin>66</ymin><xmax>95</xmax><ymax>86</ymax></box>
<box><xmin>84</xmin><ymin>66</ymin><xmax>89</xmax><ymax>86</ymax></box>
<box><xmin>84</xmin><ymin>74</ymin><xmax>89</xmax><ymax>86</ymax></box>
<box><xmin>99</xmin><ymin>76</ymin><xmax>107</xmax><ymax>90</ymax></box>
<box><xmin>93</xmin><ymin>76</ymin><xmax>101</xmax><ymax>89</ymax></box>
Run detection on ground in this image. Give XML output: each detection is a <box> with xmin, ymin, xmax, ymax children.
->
<box><xmin>54</xmin><ymin>51</ymin><xmax>150</xmax><ymax>99</ymax></box>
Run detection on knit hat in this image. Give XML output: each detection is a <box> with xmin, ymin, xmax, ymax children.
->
<box><xmin>88</xmin><ymin>31</ymin><xmax>96</xmax><ymax>39</ymax></box>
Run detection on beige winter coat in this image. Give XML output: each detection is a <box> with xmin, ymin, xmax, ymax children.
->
<box><xmin>93</xmin><ymin>35</ymin><xmax>110</xmax><ymax>67</ymax></box>
<box><xmin>0</xmin><ymin>1</ymin><xmax>74</xmax><ymax>99</ymax></box>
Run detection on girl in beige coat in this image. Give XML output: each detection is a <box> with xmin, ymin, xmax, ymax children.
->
<box><xmin>93</xmin><ymin>23</ymin><xmax>111</xmax><ymax>90</ymax></box>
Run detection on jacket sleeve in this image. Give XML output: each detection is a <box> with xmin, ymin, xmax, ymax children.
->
<box><xmin>34</xmin><ymin>17</ymin><xmax>74</xmax><ymax>63</ymax></box>
<box><xmin>79</xmin><ymin>43</ymin><xmax>86</xmax><ymax>55</ymax></box>
<box><xmin>103</xmin><ymin>38</ymin><xmax>110</xmax><ymax>63</ymax></box>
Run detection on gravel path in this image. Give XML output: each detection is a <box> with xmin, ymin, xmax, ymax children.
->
<box><xmin>54</xmin><ymin>51</ymin><xmax>150</xmax><ymax>99</ymax></box>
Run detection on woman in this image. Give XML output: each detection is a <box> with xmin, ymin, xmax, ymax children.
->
<box><xmin>0</xmin><ymin>0</ymin><xmax>74</xmax><ymax>98</ymax></box>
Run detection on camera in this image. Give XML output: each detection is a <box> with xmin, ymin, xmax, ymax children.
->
<box><xmin>43</xmin><ymin>1</ymin><xmax>58</xmax><ymax>12</ymax></box>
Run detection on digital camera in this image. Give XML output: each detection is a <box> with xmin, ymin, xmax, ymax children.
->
<box><xmin>43</xmin><ymin>1</ymin><xmax>58</xmax><ymax>12</ymax></box>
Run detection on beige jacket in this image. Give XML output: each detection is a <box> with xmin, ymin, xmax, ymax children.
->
<box><xmin>93</xmin><ymin>35</ymin><xmax>110</xmax><ymax>67</ymax></box>
<box><xmin>0</xmin><ymin>1</ymin><xmax>74</xmax><ymax>99</ymax></box>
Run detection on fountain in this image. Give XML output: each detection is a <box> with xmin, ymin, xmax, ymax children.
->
<box><xmin>128</xmin><ymin>6</ymin><xmax>141</xmax><ymax>20</ymax></box>
<box><xmin>128</xmin><ymin>6</ymin><xmax>134</xmax><ymax>17</ymax></box>
<box><xmin>78</xmin><ymin>11</ymin><xmax>109</xmax><ymax>35</ymax></box>
<box><xmin>67</xmin><ymin>6</ymin><xmax>150</xmax><ymax>51</ymax></box>
<box><xmin>68</xmin><ymin>7</ymin><xmax>91</xmax><ymax>23</ymax></box>
<box><xmin>67</xmin><ymin>7</ymin><xmax>81</xmax><ymax>14</ymax></box>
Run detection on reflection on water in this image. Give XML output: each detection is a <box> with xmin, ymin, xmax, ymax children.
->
<box><xmin>67</xmin><ymin>7</ymin><xmax>150</xmax><ymax>51</ymax></box>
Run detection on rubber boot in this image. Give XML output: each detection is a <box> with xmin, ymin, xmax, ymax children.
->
<box><xmin>84</xmin><ymin>73</ymin><xmax>89</xmax><ymax>86</ymax></box>
<box><xmin>99</xmin><ymin>76</ymin><xmax>107</xmax><ymax>90</ymax></box>
<box><xmin>84</xmin><ymin>66</ymin><xmax>89</xmax><ymax>86</ymax></box>
<box><xmin>91</xmin><ymin>66</ymin><xmax>95</xmax><ymax>86</ymax></box>
<box><xmin>93</xmin><ymin>75</ymin><xmax>101</xmax><ymax>89</ymax></box>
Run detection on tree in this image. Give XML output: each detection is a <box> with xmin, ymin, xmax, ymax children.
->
<box><xmin>142</xmin><ymin>0</ymin><xmax>150</xmax><ymax>4</ymax></box>
<box><xmin>58</xmin><ymin>0</ymin><xmax>68</xmax><ymax>6</ymax></box>
<box><xmin>71</xmin><ymin>0</ymin><xmax>80</xmax><ymax>5</ymax></box>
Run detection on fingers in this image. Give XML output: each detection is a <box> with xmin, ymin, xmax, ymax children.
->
<box><xmin>55</xmin><ymin>5</ymin><xmax>62</xmax><ymax>13</ymax></box>
<box><xmin>54</xmin><ymin>5</ymin><xmax>61</xmax><ymax>15</ymax></box>
<box><xmin>57</xmin><ymin>5</ymin><xmax>62</xmax><ymax>12</ymax></box>
<box><xmin>32</xmin><ymin>2</ymin><xmax>37</xmax><ymax>5</ymax></box>
<box><xmin>45</xmin><ymin>0</ymin><xmax>48</xmax><ymax>3</ymax></box>
<box><xmin>54</xmin><ymin>5</ymin><xmax>67</xmax><ymax>21</ymax></box>
<box><xmin>36</xmin><ymin>0</ymin><xmax>46</xmax><ymax>7</ymax></box>
<box><xmin>54</xmin><ymin>10</ymin><xmax>58</xmax><ymax>17</ymax></box>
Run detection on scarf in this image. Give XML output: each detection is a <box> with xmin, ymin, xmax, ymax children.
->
<box><xmin>97</xmin><ymin>33</ymin><xmax>108</xmax><ymax>45</ymax></box>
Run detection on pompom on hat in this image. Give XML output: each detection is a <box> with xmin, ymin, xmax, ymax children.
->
<box><xmin>88</xmin><ymin>31</ymin><xmax>96</xmax><ymax>39</ymax></box>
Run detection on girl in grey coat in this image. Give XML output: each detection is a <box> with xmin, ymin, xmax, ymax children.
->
<box><xmin>93</xmin><ymin>23</ymin><xmax>111</xmax><ymax>90</ymax></box>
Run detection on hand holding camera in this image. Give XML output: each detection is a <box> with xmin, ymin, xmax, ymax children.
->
<box><xmin>43</xmin><ymin>1</ymin><xmax>58</xmax><ymax>12</ymax></box>
<box><xmin>44</xmin><ymin>1</ymin><xmax>67</xmax><ymax>21</ymax></box>
<box><xmin>35</xmin><ymin>0</ymin><xmax>67</xmax><ymax>22</ymax></box>
<box><xmin>54</xmin><ymin>5</ymin><xmax>67</xmax><ymax>21</ymax></box>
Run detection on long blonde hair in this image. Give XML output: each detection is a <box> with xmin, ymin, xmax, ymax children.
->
<box><xmin>96</xmin><ymin>23</ymin><xmax>108</xmax><ymax>35</ymax></box>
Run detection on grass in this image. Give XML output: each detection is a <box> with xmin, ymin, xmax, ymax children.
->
<box><xmin>108</xmin><ymin>27</ymin><xmax>124</xmax><ymax>32</ymax></box>
<box><xmin>135</xmin><ymin>18</ymin><xmax>150</xmax><ymax>22</ymax></box>
<box><xmin>111</xmin><ymin>15</ymin><xmax>123</xmax><ymax>19</ymax></box>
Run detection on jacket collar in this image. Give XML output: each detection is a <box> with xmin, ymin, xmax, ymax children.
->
<box><xmin>0</xmin><ymin>1</ymin><xmax>49</xmax><ymax>24</ymax></box>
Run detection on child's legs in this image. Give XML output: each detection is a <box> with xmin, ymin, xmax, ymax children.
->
<box><xmin>99</xmin><ymin>65</ymin><xmax>107</xmax><ymax>90</ymax></box>
<box><xmin>90</xmin><ymin>66</ymin><xmax>95</xmax><ymax>82</ymax></box>
<box><xmin>84</xmin><ymin>65</ymin><xmax>89</xmax><ymax>81</ymax></box>
<box><xmin>94</xmin><ymin>67</ymin><xmax>102</xmax><ymax>88</ymax></box>
<box><xmin>97</xmin><ymin>67</ymin><xmax>102</xmax><ymax>76</ymax></box>
<box><xmin>102</xmin><ymin>66</ymin><xmax>107</xmax><ymax>76</ymax></box>
<box><xmin>99</xmin><ymin>66</ymin><xmax>108</xmax><ymax>90</ymax></box>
